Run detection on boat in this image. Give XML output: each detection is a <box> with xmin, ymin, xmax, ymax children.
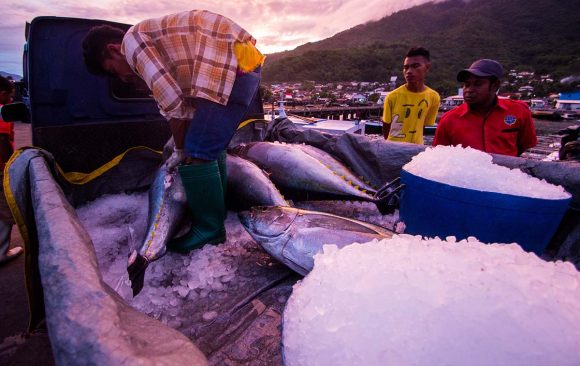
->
<box><xmin>439</xmin><ymin>95</ymin><xmax>464</xmax><ymax>112</ymax></box>
<box><xmin>555</xmin><ymin>92</ymin><xmax>580</xmax><ymax>120</ymax></box>
<box><xmin>529</xmin><ymin>99</ymin><xmax>561</xmax><ymax>120</ymax></box>
<box><xmin>263</xmin><ymin>99</ymin><xmax>366</xmax><ymax>135</ymax></box>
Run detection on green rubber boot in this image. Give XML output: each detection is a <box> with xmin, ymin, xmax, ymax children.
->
<box><xmin>167</xmin><ymin>161</ymin><xmax>226</xmax><ymax>253</ymax></box>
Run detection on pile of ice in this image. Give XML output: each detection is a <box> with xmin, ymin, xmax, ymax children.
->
<box><xmin>75</xmin><ymin>189</ymin><xmax>402</xmax><ymax>336</ymax></box>
<box><xmin>283</xmin><ymin>235</ymin><xmax>580</xmax><ymax>366</ymax></box>
<box><xmin>76</xmin><ymin>192</ymin><xmax>261</xmax><ymax>330</ymax></box>
<box><xmin>403</xmin><ymin>145</ymin><xmax>570</xmax><ymax>199</ymax></box>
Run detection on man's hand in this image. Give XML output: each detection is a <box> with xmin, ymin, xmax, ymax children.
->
<box><xmin>164</xmin><ymin>148</ymin><xmax>185</xmax><ymax>171</ymax></box>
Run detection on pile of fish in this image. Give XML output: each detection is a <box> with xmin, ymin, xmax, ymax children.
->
<box><xmin>128</xmin><ymin>141</ymin><xmax>399</xmax><ymax>295</ymax></box>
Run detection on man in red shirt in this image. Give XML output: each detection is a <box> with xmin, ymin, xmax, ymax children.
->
<box><xmin>433</xmin><ymin>59</ymin><xmax>537</xmax><ymax>156</ymax></box>
<box><xmin>0</xmin><ymin>76</ymin><xmax>22</xmax><ymax>265</ymax></box>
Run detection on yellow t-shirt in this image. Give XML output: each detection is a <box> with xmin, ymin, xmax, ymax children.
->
<box><xmin>382</xmin><ymin>85</ymin><xmax>440</xmax><ymax>144</ymax></box>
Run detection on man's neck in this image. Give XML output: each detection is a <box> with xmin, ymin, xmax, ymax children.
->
<box><xmin>470</xmin><ymin>96</ymin><xmax>498</xmax><ymax>116</ymax></box>
<box><xmin>405</xmin><ymin>82</ymin><xmax>426</xmax><ymax>93</ymax></box>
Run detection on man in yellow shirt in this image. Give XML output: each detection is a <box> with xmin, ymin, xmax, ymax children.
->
<box><xmin>382</xmin><ymin>46</ymin><xmax>440</xmax><ymax>144</ymax></box>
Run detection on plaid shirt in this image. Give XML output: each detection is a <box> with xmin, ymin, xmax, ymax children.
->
<box><xmin>122</xmin><ymin>10</ymin><xmax>257</xmax><ymax>120</ymax></box>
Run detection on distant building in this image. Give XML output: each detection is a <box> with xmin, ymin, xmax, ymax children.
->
<box><xmin>350</xmin><ymin>93</ymin><xmax>367</xmax><ymax>105</ymax></box>
<box><xmin>376</xmin><ymin>92</ymin><xmax>390</xmax><ymax>105</ymax></box>
<box><xmin>517</xmin><ymin>71</ymin><xmax>534</xmax><ymax>78</ymax></box>
<box><xmin>440</xmin><ymin>95</ymin><xmax>464</xmax><ymax>112</ymax></box>
<box><xmin>555</xmin><ymin>91</ymin><xmax>580</xmax><ymax>119</ymax></box>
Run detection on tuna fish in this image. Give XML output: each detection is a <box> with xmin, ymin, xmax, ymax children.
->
<box><xmin>230</xmin><ymin>141</ymin><xmax>400</xmax><ymax>213</ymax></box>
<box><xmin>226</xmin><ymin>154</ymin><xmax>290</xmax><ymax>210</ymax></box>
<box><xmin>127</xmin><ymin>165</ymin><xmax>187</xmax><ymax>296</ymax></box>
<box><xmin>294</xmin><ymin>143</ymin><xmax>377</xmax><ymax>194</ymax></box>
<box><xmin>238</xmin><ymin>206</ymin><xmax>394</xmax><ymax>275</ymax></box>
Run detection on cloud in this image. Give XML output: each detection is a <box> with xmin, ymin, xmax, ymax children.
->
<box><xmin>0</xmin><ymin>0</ymin><xmax>439</xmax><ymax>75</ymax></box>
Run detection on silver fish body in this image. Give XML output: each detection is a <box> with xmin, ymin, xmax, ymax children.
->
<box><xmin>226</xmin><ymin>154</ymin><xmax>290</xmax><ymax>210</ymax></box>
<box><xmin>293</xmin><ymin>143</ymin><xmax>377</xmax><ymax>194</ymax></box>
<box><xmin>231</xmin><ymin>142</ymin><xmax>375</xmax><ymax>201</ymax></box>
<box><xmin>239</xmin><ymin>206</ymin><xmax>393</xmax><ymax>275</ymax></box>
<box><xmin>127</xmin><ymin>165</ymin><xmax>187</xmax><ymax>295</ymax></box>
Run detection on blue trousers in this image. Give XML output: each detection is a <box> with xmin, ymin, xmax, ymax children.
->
<box><xmin>184</xmin><ymin>67</ymin><xmax>261</xmax><ymax>160</ymax></box>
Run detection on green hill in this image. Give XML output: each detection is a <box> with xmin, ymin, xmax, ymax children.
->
<box><xmin>262</xmin><ymin>0</ymin><xmax>580</xmax><ymax>95</ymax></box>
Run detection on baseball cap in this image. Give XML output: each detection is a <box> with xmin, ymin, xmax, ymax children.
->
<box><xmin>457</xmin><ymin>59</ymin><xmax>504</xmax><ymax>82</ymax></box>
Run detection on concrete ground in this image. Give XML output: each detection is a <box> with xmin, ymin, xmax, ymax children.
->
<box><xmin>0</xmin><ymin>122</ymin><xmax>55</xmax><ymax>365</ymax></box>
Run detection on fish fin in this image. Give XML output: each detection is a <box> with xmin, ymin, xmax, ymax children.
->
<box><xmin>127</xmin><ymin>255</ymin><xmax>149</xmax><ymax>297</ymax></box>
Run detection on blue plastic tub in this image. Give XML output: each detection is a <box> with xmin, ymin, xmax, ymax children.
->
<box><xmin>399</xmin><ymin>169</ymin><xmax>571</xmax><ymax>255</ymax></box>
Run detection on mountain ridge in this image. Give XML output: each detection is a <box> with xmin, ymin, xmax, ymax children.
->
<box><xmin>0</xmin><ymin>71</ymin><xmax>22</xmax><ymax>81</ymax></box>
<box><xmin>262</xmin><ymin>0</ymin><xmax>580</xmax><ymax>94</ymax></box>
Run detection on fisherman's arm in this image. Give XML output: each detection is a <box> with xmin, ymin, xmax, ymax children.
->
<box><xmin>168</xmin><ymin>118</ymin><xmax>191</xmax><ymax>150</ymax></box>
<box><xmin>382</xmin><ymin>97</ymin><xmax>392</xmax><ymax>139</ymax></box>
<box><xmin>424</xmin><ymin>93</ymin><xmax>440</xmax><ymax>126</ymax></box>
<box><xmin>516</xmin><ymin>107</ymin><xmax>538</xmax><ymax>156</ymax></box>
<box><xmin>382</xmin><ymin>123</ymin><xmax>391</xmax><ymax>139</ymax></box>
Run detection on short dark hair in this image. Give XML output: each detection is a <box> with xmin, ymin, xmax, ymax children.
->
<box><xmin>406</xmin><ymin>46</ymin><xmax>430</xmax><ymax>61</ymax></box>
<box><xmin>0</xmin><ymin>76</ymin><xmax>14</xmax><ymax>93</ymax></box>
<box><xmin>82</xmin><ymin>25</ymin><xmax>126</xmax><ymax>75</ymax></box>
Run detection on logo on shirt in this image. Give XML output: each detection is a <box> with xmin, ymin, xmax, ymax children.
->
<box><xmin>504</xmin><ymin>115</ymin><xmax>517</xmax><ymax>126</ymax></box>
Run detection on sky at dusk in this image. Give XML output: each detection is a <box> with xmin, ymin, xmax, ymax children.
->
<box><xmin>0</xmin><ymin>0</ymin><xmax>440</xmax><ymax>76</ymax></box>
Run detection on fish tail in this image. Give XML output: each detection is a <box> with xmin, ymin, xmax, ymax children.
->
<box><xmin>127</xmin><ymin>255</ymin><xmax>149</xmax><ymax>297</ymax></box>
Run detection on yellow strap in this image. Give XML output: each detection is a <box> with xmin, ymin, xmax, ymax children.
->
<box><xmin>59</xmin><ymin>146</ymin><xmax>162</xmax><ymax>184</ymax></box>
<box><xmin>4</xmin><ymin>146</ymin><xmax>163</xmax><ymax>245</ymax></box>
<box><xmin>237</xmin><ymin>118</ymin><xmax>273</xmax><ymax>130</ymax></box>
<box><xmin>4</xmin><ymin>148</ymin><xmax>31</xmax><ymax>245</ymax></box>
<box><xmin>4</xmin><ymin>148</ymin><xmax>38</xmax><ymax>332</ymax></box>
<box><xmin>237</xmin><ymin>118</ymin><xmax>259</xmax><ymax>130</ymax></box>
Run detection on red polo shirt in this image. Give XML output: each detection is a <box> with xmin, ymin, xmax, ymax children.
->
<box><xmin>433</xmin><ymin>98</ymin><xmax>537</xmax><ymax>156</ymax></box>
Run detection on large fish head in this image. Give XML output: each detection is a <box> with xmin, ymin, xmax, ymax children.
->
<box><xmin>238</xmin><ymin>206</ymin><xmax>296</xmax><ymax>238</ymax></box>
